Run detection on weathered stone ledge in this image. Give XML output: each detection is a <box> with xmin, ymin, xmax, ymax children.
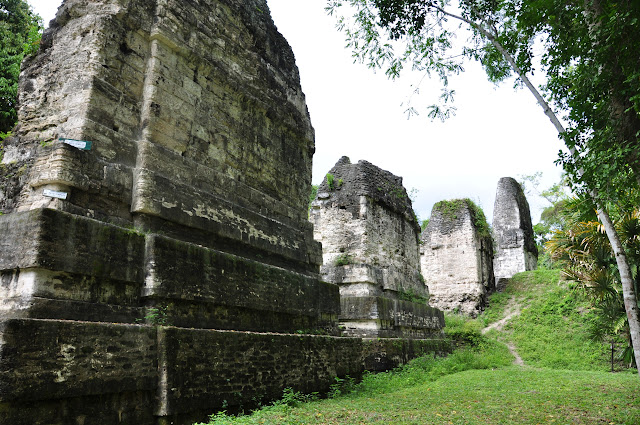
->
<box><xmin>0</xmin><ymin>318</ymin><xmax>449</xmax><ymax>424</ymax></box>
<box><xmin>0</xmin><ymin>209</ymin><xmax>337</xmax><ymax>332</ymax></box>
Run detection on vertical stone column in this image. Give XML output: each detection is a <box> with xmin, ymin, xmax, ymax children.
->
<box><xmin>492</xmin><ymin>177</ymin><xmax>538</xmax><ymax>289</ymax></box>
<box><xmin>420</xmin><ymin>199</ymin><xmax>494</xmax><ymax>317</ymax></box>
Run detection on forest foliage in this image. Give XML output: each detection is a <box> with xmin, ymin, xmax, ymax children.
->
<box><xmin>0</xmin><ymin>0</ymin><xmax>42</xmax><ymax>136</ymax></box>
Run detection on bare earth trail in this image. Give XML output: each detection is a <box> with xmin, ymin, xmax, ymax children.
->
<box><xmin>481</xmin><ymin>301</ymin><xmax>525</xmax><ymax>366</ymax></box>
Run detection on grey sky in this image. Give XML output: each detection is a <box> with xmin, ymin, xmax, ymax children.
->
<box><xmin>28</xmin><ymin>0</ymin><xmax>564</xmax><ymax>223</ymax></box>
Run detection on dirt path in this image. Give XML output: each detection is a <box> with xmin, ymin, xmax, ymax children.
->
<box><xmin>482</xmin><ymin>304</ymin><xmax>521</xmax><ymax>334</ymax></box>
<box><xmin>506</xmin><ymin>341</ymin><xmax>525</xmax><ymax>366</ymax></box>
<box><xmin>482</xmin><ymin>302</ymin><xmax>525</xmax><ymax>366</ymax></box>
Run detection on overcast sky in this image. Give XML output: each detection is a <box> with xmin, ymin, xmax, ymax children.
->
<box><xmin>28</xmin><ymin>0</ymin><xmax>564</xmax><ymax>224</ymax></box>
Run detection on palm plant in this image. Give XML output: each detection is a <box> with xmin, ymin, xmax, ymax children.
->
<box><xmin>547</xmin><ymin>197</ymin><xmax>640</xmax><ymax>369</ymax></box>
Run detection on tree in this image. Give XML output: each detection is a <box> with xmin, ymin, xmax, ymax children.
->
<box><xmin>327</xmin><ymin>0</ymin><xmax>640</xmax><ymax>374</ymax></box>
<box><xmin>0</xmin><ymin>0</ymin><xmax>42</xmax><ymax>135</ymax></box>
<box><xmin>308</xmin><ymin>184</ymin><xmax>319</xmax><ymax>211</ymax></box>
<box><xmin>518</xmin><ymin>172</ymin><xmax>570</xmax><ymax>267</ymax></box>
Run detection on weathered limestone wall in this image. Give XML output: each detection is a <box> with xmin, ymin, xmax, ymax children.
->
<box><xmin>4</xmin><ymin>0</ymin><xmax>316</xmax><ymax>251</ymax></box>
<box><xmin>0</xmin><ymin>317</ymin><xmax>365</xmax><ymax>425</ymax></box>
<box><xmin>0</xmin><ymin>1</ymin><xmax>370</xmax><ymax>423</ymax></box>
<box><xmin>492</xmin><ymin>177</ymin><xmax>538</xmax><ymax>288</ymax></box>
<box><xmin>310</xmin><ymin>157</ymin><xmax>444</xmax><ymax>338</ymax></box>
<box><xmin>420</xmin><ymin>199</ymin><xmax>494</xmax><ymax>317</ymax></box>
<box><xmin>0</xmin><ymin>0</ymin><xmax>334</xmax><ymax>333</ymax></box>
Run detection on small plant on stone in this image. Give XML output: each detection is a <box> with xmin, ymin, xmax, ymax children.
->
<box><xmin>326</xmin><ymin>173</ymin><xmax>335</xmax><ymax>190</ymax></box>
<box><xmin>334</xmin><ymin>253</ymin><xmax>353</xmax><ymax>266</ymax></box>
<box><xmin>143</xmin><ymin>305</ymin><xmax>169</xmax><ymax>326</ymax></box>
<box><xmin>397</xmin><ymin>288</ymin><xmax>428</xmax><ymax>305</ymax></box>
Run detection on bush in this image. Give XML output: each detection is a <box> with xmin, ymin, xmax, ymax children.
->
<box><xmin>444</xmin><ymin>314</ymin><xmax>485</xmax><ymax>347</ymax></box>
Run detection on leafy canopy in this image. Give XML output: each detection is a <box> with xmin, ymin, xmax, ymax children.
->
<box><xmin>327</xmin><ymin>0</ymin><xmax>640</xmax><ymax>203</ymax></box>
<box><xmin>0</xmin><ymin>0</ymin><xmax>42</xmax><ymax>135</ymax></box>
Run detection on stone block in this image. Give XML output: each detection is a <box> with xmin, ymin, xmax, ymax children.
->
<box><xmin>157</xmin><ymin>328</ymin><xmax>363</xmax><ymax>419</ymax></box>
<box><xmin>0</xmin><ymin>392</ymin><xmax>156</xmax><ymax>425</ymax></box>
<box><xmin>340</xmin><ymin>296</ymin><xmax>444</xmax><ymax>338</ymax></box>
<box><xmin>0</xmin><ymin>319</ymin><xmax>157</xmax><ymax>402</ymax></box>
<box><xmin>361</xmin><ymin>337</ymin><xmax>451</xmax><ymax>372</ymax></box>
<box><xmin>0</xmin><ymin>208</ymin><xmax>145</xmax><ymax>284</ymax></box>
<box><xmin>142</xmin><ymin>234</ymin><xmax>339</xmax><ymax>332</ymax></box>
<box><xmin>131</xmin><ymin>167</ymin><xmax>317</xmax><ymax>267</ymax></box>
<box><xmin>420</xmin><ymin>199</ymin><xmax>494</xmax><ymax>317</ymax></box>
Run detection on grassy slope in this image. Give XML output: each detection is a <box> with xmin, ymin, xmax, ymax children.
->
<box><xmin>197</xmin><ymin>270</ymin><xmax>640</xmax><ymax>425</ymax></box>
<box><xmin>483</xmin><ymin>270</ymin><xmax>613</xmax><ymax>370</ymax></box>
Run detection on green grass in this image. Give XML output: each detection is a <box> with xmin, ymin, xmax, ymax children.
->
<box><xmin>197</xmin><ymin>367</ymin><xmax>639</xmax><ymax>425</ymax></box>
<box><xmin>196</xmin><ymin>270</ymin><xmax>639</xmax><ymax>424</ymax></box>
<box><xmin>495</xmin><ymin>270</ymin><xmax>612</xmax><ymax>371</ymax></box>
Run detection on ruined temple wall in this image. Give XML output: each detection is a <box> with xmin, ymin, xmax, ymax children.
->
<box><xmin>0</xmin><ymin>2</ymin><xmax>448</xmax><ymax>423</ymax></box>
<box><xmin>310</xmin><ymin>157</ymin><xmax>426</xmax><ymax>297</ymax></box>
<box><xmin>0</xmin><ymin>318</ymin><xmax>365</xmax><ymax>425</ymax></box>
<box><xmin>0</xmin><ymin>1</ymin><xmax>351</xmax><ymax>423</ymax></box>
<box><xmin>3</xmin><ymin>0</ymin><xmax>319</xmax><ymax>270</ymax></box>
<box><xmin>420</xmin><ymin>200</ymin><xmax>494</xmax><ymax>316</ymax></box>
<box><xmin>312</xmin><ymin>196</ymin><xmax>423</xmax><ymax>295</ymax></box>
<box><xmin>492</xmin><ymin>177</ymin><xmax>538</xmax><ymax>288</ymax></box>
<box><xmin>310</xmin><ymin>158</ymin><xmax>443</xmax><ymax>338</ymax></box>
<box><xmin>1</xmin><ymin>0</ymin><xmax>329</xmax><ymax>325</ymax></box>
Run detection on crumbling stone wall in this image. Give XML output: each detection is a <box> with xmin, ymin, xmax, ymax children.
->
<box><xmin>310</xmin><ymin>157</ymin><xmax>444</xmax><ymax>337</ymax></box>
<box><xmin>0</xmin><ymin>1</ymin><xmax>360</xmax><ymax>423</ymax></box>
<box><xmin>4</xmin><ymin>0</ymin><xmax>315</xmax><ymax>225</ymax></box>
<box><xmin>492</xmin><ymin>177</ymin><xmax>538</xmax><ymax>288</ymax></box>
<box><xmin>0</xmin><ymin>0</ymin><xmax>334</xmax><ymax>331</ymax></box>
<box><xmin>420</xmin><ymin>199</ymin><xmax>495</xmax><ymax>317</ymax></box>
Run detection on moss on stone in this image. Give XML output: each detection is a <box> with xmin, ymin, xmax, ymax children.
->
<box><xmin>433</xmin><ymin>198</ymin><xmax>491</xmax><ymax>239</ymax></box>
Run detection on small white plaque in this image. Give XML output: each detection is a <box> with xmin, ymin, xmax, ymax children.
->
<box><xmin>59</xmin><ymin>138</ymin><xmax>92</xmax><ymax>150</ymax></box>
<box><xmin>43</xmin><ymin>189</ymin><xmax>68</xmax><ymax>200</ymax></box>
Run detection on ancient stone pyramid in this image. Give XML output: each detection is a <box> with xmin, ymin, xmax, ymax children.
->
<box><xmin>0</xmin><ymin>1</ymin><xmax>359</xmax><ymax>422</ymax></box>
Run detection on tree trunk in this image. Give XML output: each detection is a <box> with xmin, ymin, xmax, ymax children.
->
<box><xmin>595</xmin><ymin>203</ymin><xmax>640</xmax><ymax>373</ymax></box>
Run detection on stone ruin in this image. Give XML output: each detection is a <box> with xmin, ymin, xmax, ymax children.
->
<box><xmin>0</xmin><ymin>1</ymin><xmax>449</xmax><ymax>423</ymax></box>
<box><xmin>420</xmin><ymin>199</ymin><xmax>495</xmax><ymax>317</ymax></box>
<box><xmin>2</xmin><ymin>1</ymin><xmax>341</xmax><ymax>423</ymax></box>
<box><xmin>492</xmin><ymin>177</ymin><xmax>538</xmax><ymax>289</ymax></box>
<box><xmin>310</xmin><ymin>157</ymin><xmax>444</xmax><ymax>338</ymax></box>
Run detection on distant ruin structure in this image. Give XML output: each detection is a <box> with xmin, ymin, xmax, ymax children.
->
<box><xmin>492</xmin><ymin>177</ymin><xmax>538</xmax><ymax>288</ymax></box>
<box><xmin>0</xmin><ymin>1</ymin><xmax>365</xmax><ymax>423</ymax></box>
<box><xmin>310</xmin><ymin>157</ymin><xmax>444</xmax><ymax>338</ymax></box>
<box><xmin>420</xmin><ymin>199</ymin><xmax>495</xmax><ymax>316</ymax></box>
